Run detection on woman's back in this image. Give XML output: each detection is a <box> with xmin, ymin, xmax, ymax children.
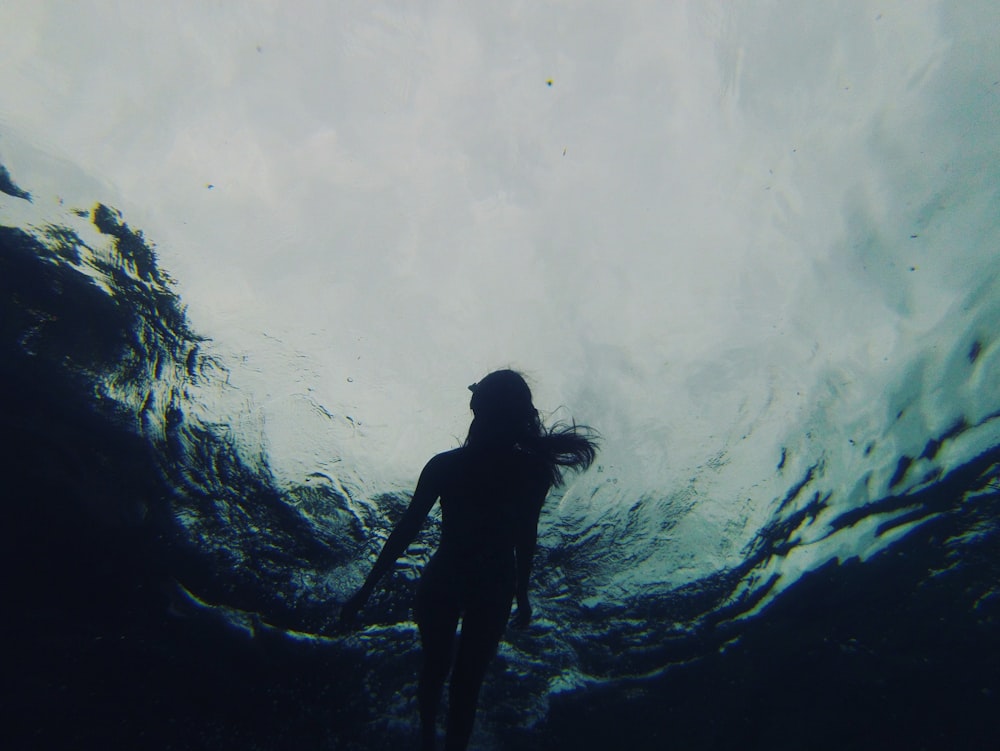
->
<box><xmin>430</xmin><ymin>447</ymin><xmax>551</xmax><ymax>564</ymax></box>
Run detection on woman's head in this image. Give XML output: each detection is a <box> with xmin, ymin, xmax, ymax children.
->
<box><xmin>465</xmin><ymin>369</ymin><xmax>541</xmax><ymax>448</ymax></box>
<box><xmin>463</xmin><ymin>368</ymin><xmax>599</xmax><ymax>485</ymax></box>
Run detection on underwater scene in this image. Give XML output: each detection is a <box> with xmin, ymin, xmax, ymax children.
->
<box><xmin>2</xmin><ymin>2</ymin><xmax>999</xmax><ymax>749</ymax></box>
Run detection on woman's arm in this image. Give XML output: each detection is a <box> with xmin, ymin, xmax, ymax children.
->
<box><xmin>339</xmin><ymin>456</ymin><xmax>443</xmax><ymax>624</ymax></box>
<box><xmin>512</xmin><ymin>475</ymin><xmax>551</xmax><ymax>627</ymax></box>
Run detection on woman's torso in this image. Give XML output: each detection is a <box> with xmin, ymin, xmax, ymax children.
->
<box><xmin>431</xmin><ymin>446</ymin><xmax>548</xmax><ymax>568</ymax></box>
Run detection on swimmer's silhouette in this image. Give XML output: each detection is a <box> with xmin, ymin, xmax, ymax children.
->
<box><xmin>340</xmin><ymin>369</ymin><xmax>598</xmax><ymax>750</ymax></box>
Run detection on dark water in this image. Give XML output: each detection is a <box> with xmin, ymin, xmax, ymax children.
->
<box><xmin>2</xmin><ymin>164</ymin><xmax>999</xmax><ymax>750</ymax></box>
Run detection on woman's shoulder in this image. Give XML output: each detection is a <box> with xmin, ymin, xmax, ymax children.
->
<box><xmin>425</xmin><ymin>447</ymin><xmax>465</xmax><ymax>472</ymax></box>
<box><xmin>515</xmin><ymin>448</ymin><xmax>553</xmax><ymax>487</ymax></box>
<box><xmin>428</xmin><ymin>446</ymin><xmax>548</xmax><ymax>480</ymax></box>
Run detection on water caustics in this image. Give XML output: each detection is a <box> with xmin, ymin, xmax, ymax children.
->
<box><xmin>2</xmin><ymin>2</ymin><xmax>999</xmax><ymax>749</ymax></box>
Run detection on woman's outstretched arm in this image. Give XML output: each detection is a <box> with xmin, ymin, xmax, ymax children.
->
<box><xmin>339</xmin><ymin>456</ymin><xmax>443</xmax><ymax>625</ymax></box>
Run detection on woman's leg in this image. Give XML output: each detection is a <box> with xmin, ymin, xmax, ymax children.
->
<box><xmin>444</xmin><ymin>588</ymin><xmax>513</xmax><ymax>751</ymax></box>
<box><xmin>415</xmin><ymin>561</ymin><xmax>462</xmax><ymax>751</ymax></box>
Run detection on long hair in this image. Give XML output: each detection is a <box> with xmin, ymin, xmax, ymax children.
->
<box><xmin>463</xmin><ymin>369</ymin><xmax>598</xmax><ymax>487</ymax></box>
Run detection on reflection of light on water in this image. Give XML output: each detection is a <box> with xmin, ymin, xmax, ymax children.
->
<box><xmin>2</xmin><ymin>1</ymin><xmax>999</xmax><ymax>654</ymax></box>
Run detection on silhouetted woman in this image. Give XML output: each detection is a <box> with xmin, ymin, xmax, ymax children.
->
<box><xmin>340</xmin><ymin>369</ymin><xmax>597</xmax><ymax>750</ymax></box>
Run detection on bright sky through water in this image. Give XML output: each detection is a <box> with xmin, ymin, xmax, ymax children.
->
<box><xmin>2</xmin><ymin>0</ymin><xmax>997</xmax><ymax>548</ymax></box>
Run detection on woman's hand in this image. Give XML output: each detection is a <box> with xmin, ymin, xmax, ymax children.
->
<box><xmin>511</xmin><ymin>597</ymin><xmax>533</xmax><ymax>629</ymax></box>
<box><xmin>338</xmin><ymin>589</ymin><xmax>370</xmax><ymax>630</ymax></box>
